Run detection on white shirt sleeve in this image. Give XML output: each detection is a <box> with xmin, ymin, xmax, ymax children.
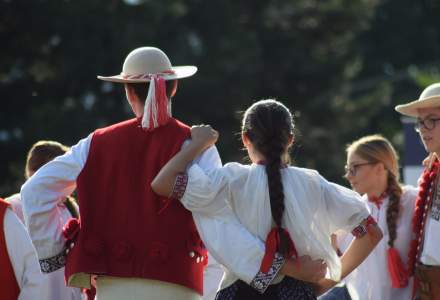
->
<box><xmin>21</xmin><ymin>134</ymin><xmax>92</xmax><ymax>260</ymax></box>
<box><xmin>184</xmin><ymin>147</ymin><xmax>266</xmax><ymax>284</ymax></box>
<box><xmin>5</xmin><ymin>193</ymin><xmax>24</xmax><ymax>223</ymax></box>
<box><xmin>181</xmin><ymin>164</ymin><xmax>231</xmax><ymax>215</ymax></box>
<box><xmin>318</xmin><ymin>175</ymin><xmax>371</xmax><ymax>235</ymax></box>
<box><xmin>4</xmin><ymin>208</ymin><xmax>50</xmax><ymax>300</ymax></box>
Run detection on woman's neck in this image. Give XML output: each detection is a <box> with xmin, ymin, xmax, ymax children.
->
<box><xmin>366</xmin><ymin>178</ymin><xmax>388</xmax><ymax>199</ymax></box>
<box><xmin>248</xmin><ymin>146</ymin><xmax>289</xmax><ymax>165</ymax></box>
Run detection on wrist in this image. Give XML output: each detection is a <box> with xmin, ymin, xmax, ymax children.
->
<box><xmin>188</xmin><ymin>140</ymin><xmax>207</xmax><ymax>152</ymax></box>
<box><xmin>280</xmin><ymin>258</ymin><xmax>298</xmax><ymax>277</ymax></box>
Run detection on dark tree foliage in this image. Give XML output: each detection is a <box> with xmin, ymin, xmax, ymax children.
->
<box><xmin>1</xmin><ymin>0</ymin><xmax>439</xmax><ymax>195</ymax></box>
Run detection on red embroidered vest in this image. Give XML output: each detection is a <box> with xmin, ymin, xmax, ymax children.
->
<box><xmin>0</xmin><ymin>198</ymin><xmax>20</xmax><ymax>300</ymax></box>
<box><xmin>65</xmin><ymin>118</ymin><xmax>207</xmax><ymax>294</ymax></box>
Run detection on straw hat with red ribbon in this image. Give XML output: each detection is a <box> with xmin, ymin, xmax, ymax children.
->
<box><xmin>97</xmin><ymin>47</ymin><xmax>197</xmax><ymax>131</ymax></box>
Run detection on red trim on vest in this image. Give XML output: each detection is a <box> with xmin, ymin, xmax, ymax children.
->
<box><xmin>0</xmin><ymin>198</ymin><xmax>20</xmax><ymax>300</ymax></box>
<box><xmin>65</xmin><ymin>118</ymin><xmax>207</xmax><ymax>294</ymax></box>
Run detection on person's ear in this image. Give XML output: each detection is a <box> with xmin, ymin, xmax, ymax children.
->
<box><xmin>242</xmin><ymin>132</ymin><xmax>251</xmax><ymax>148</ymax></box>
<box><xmin>375</xmin><ymin>162</ymin><xmax>386</xmax><ymax>175</ymax></box>
<box><xmin>125</xmin><ymin>85</ymin><xmax>143</xmax><ymax>117</ymax></box>
<box><xmin>170</xmin><ymin>80</ymin><xmax>178</xmax><ymax>98</ymax></box>
<box><xmin>125</xmin><ymin>85</ymin><xmax>137</xmax><ymax>104</ymax></box>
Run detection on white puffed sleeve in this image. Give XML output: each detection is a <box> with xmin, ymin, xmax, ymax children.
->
<box><xmin>182</xmin><ymin>156</ymin><xmax>268</xmax><ymax>286</ymax></box>
<box><xmin>318</xmin><ymin>174</ymin><xmax>371</xmax><ymax>235</ymax></box>
<box><xmin>4</xmin><ymin>208</ymin><xmax>50</xmax><ymax>299</ymax></box>
<box><xmin>21</xmin><ymin>134</ymin><xmax>91</xmax><ymax>263</ymax></box>
<box><xmin>181</xmin><ymin>164</ymin><xmax>231</xmax><ymax>215</ymax></box>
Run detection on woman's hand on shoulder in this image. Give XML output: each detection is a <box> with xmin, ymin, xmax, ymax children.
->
<box><xmin>191</xmin><ymin>125</ymin><xmax>219</xmax><ymax>150</ymax></box>
<box><xmin>281</xmin><ymin>255</ymin><xmax>327</xmax><ymax>283</ymax></box>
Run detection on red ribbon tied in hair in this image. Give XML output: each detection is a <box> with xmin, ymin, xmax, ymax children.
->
<box><xmin>387</xmin><ymin>247</ymin><xmax>409</xmax><ymax>288</ymax></box>
<box><xmin>141</xmin><ymin>74</ymin><xmax>171</xmax><ymax>131</ymax></box>
<box><xmin>62</xmin><ymin>218</ymin><xmax>80</xmax><ymax>242</ymax></box>
<box><xmin>260</xmin><ymin>227</ymin><xmax>297</xmax><ymax>273</ymax></box>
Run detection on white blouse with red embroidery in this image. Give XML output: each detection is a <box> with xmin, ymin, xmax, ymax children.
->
<box><xmin>180</xmin><ymin>162</ymin><xmax>370</xmax><ymax>290</ymax></box>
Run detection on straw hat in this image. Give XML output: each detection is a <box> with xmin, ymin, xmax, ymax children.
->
<box><xmin>395</xmin><ymin>83</ymin><xmax>440</xmax><ymax>117</ymax></box>
<box><xmin>97</xmin><ymin>47</ymin><xmax>197</xmax><ymax>131</ymax></box>
<box><xmin>97</xmin><ymin>47</ymin><xmax>197</xmax><ymax>83</ymax></box>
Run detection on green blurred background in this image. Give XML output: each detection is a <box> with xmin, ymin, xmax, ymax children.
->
<box><xmin>1</xmin><ymin>0</ymin><xmax>440</xmax><ymax>196</ymax></box>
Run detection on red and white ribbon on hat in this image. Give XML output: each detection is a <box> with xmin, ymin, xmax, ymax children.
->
<box><xmin>142</xmin><ymin>74</ymin><xmax>171</xmax><ymax>130</ymax></box>
<box><xmin>123</xmin><ymin>71</ymin><xmax>175</xmax><ymax>131</ymax></box>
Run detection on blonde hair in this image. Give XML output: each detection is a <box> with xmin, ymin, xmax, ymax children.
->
<box><xmin>346</xmin><ymin>134</ymin><xmax>400</xmax><ymax>180</ymax></box>
<box><xmin>346</xmin><ymin>134</ymin><xmax>402</xmax><ymax>248</ymax></box>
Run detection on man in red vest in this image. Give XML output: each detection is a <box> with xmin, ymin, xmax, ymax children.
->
<box><xmin>0</xmin><ymin>198</ymin><xmax>48</xmax><ymax>299</ymax></box>
<box><xmin>21</xmin><ymin>47</ymin><xmax>295</xmax><ymax>300</ymax></box>
<box><xmin>396</xmin><ymin>83</ymin><xmax>440</xmax><ymax>300</ymax></box>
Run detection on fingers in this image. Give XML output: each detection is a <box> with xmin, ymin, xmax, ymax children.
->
<box><xmin>191</xmin><ymin>124</ymin><xmax>215</xmax><ymax>133</ymax></box>
<box><xmin>190</xmin><ymin>124</ymin><xmax>219</xmax><ymax>144</ymax></box>
<box><xmin>303</xmin><ymin>258</ymin><xmax>327</xmax><ymax>282</ymax></box>
<box><xmin>191</xmin><ymin>124</ymin><xmax>212</xmax><ymax>129</ymax></box>
<box><xmin>313</xmin><ymin>260</ymin><xmax>327</xmax><ymax>281</ymax></box>
<box><xmin>317</xmin><ymin>264</ymin><xmax>327</xmax><ymax>277</ymax></box>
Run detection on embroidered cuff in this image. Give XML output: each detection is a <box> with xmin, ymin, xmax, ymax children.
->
<box><xmin>39</xmin><ymin>250</ymin><xmax>66</xmax><ymax>273</ymax></box>
<box><xmin>351</xmin><ymin>215</ymin><xmax>377</xmax><ymax>238</ymax></box>
<box><xmin>169</xmin><ymin>173</ymin><xmax>188</xmax><ymax>200</ymax></box>
<box><xmin>250</xmin><ymin>252</ymin><xmax>285</xmax><ymax>294</ymax></box>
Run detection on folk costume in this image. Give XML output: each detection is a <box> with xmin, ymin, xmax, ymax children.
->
<box><xmin>171</xmin><ymin>163</ymin><xmax>373</xmax><ymax>299</ymax></box>
<box><xmin>5</xmin><ymin>193</ymin><xmax>83</xmax><ymax>300</ymax></box>
<box><xmin>21</xmin><ymin>47</ymin><xmax>277</xmax><ymax>300</ymax></box>
<box><xmin>396</xmin><ymin>83</ymin><xmax>440</xmax><ymax>300</ymax></box>
<box><xmin>405</xmin><ymin>159</ymin><xmax>440</xmax><ymax>300</ymax></box>
<box><xmin>336</xmin><ymin>186</ymin><xmax>417</xmax><ymax>300</ymax></box>
<box><xmin>0</xmin><ymin>198</ymin><xmax>49</xmax><ymax>300</ymax></box>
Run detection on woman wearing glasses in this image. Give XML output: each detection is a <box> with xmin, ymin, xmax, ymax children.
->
<box><xmin>334</xmin><ymin>134</ymin><xmax>417</xmax><ymax>300</ymax></box>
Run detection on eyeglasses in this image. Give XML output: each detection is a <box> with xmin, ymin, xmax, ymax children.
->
<box><xmin>344</xmin><ymin>162</ymin><xmax>376</xmax><ymax>177</ymax></box>
<box><xmin>414</xmin><ymin>118</ymin><xmax>440</xmax><ymax>132</ymax></box>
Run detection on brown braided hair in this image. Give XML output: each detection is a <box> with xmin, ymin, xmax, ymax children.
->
<box><xmin>242</xmin><ymin>99</ymin><xmax>294</xmax><ymax>255</ymax></box>
<box><xmin>386</xmin><ymin>173</ymin><xmax>402</xmax><ymax>247</ymax></box>
<box><xmin>346</xmin><ymin>134</ymin><xmax>402</xmax><ymax>247</ymax></box>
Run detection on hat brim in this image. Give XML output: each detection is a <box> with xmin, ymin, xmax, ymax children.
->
<box><xmin>97</xmin><ymin>66</ymin><xmax>197</xmax><ymax>83</ymax></box>
<box><xmin>395</xmin><ymin>96</ymin><xmax>440</xmax><ymax>117</ymax></box>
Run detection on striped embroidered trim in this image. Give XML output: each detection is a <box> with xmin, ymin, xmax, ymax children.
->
<box><xmin>351</xmin><ymin>215</ymin><xmax>377</xmax><ymax>238</ymax></box>
<box><xmin>39</xmin><ymin>250</ymin><xmax>66</xmax><ymax>273</ymax></box>
<box><xmin>170</xmin><ymin>173</ymin><xmax>188</xmax><ymax>200</ymax></box>
<box><xmin>121</xmin><ymin>70</ymin><xmax>175</xmax><ymax>80</ymax></box>
<box><xmin>250</xmin><ymin>252</ymin><xmax>285</xmax><ymax>294</ymax></box>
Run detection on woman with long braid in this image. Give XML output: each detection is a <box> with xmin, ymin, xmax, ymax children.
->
<box><xmin>338</xmin><ymin>135</ymin><xmax>417</xmax><ymax>300</ymax></box>
<box><xmin>152</xmin><ymin>99</ymin><xmax>382</xmax><ymax>299</ymax></box>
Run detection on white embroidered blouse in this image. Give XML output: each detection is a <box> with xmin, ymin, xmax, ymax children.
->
<box><xmin>337</xmin><ymin>186</ymin><xmax>418</xmax><ymax>300</ymax></box>
<box><xmin>180</xmin><ymin>162</ymin><xmax>370</xmax><ymax>289</ymax></box>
